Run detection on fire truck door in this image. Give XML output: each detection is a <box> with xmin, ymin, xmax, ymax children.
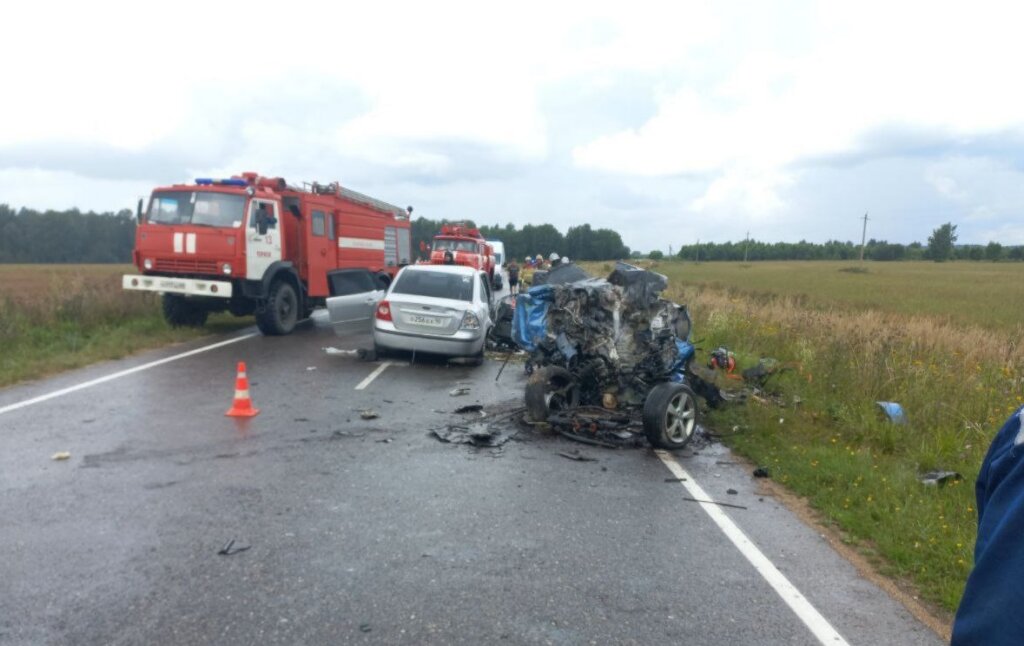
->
<box><xmin>246</xmin><ymin>199</ymin><xmax>282</xmax><ymax>281</ymax></box>
<box><xmin>306</xmin><ymin>209</ymin><xmax>334</xmax><ymax>296</ymax></box>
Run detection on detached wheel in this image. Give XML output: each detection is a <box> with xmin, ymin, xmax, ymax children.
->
<box><xmin>525</xmin><ymin>366</ymin><xmax>580</xmax><ymax>422</ymax></box>
<box><xmin>643</xmin><ymin>383</ymin><xmax>699</xmax><ymax>450</ymax></box>
<box><xmin>162</xmin><ymin>294</ymin><xmax>208</xmax><ymax>327</ymax></box>
<box><xmin>256</xmin><ymin>280</ymin><xmax>298</xmax><ymax>335</ymax></box>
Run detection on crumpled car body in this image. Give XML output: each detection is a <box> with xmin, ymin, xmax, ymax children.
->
<box><xmin>511</xmin><ymin>262</ymin><xmax>708</xmax><ymax>449</ymax></box>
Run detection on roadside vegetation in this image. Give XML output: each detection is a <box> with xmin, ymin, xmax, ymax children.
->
<box><xmin>644</xmin><ymin>260</ymin><xmax>1024</xmax><ymax>613</ymax></box>
<box><xmin>0</xmin><ymin>264</ymin><xmax>250</xmax><ymax>387</ymax></box>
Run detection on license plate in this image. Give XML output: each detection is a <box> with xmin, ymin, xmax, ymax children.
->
<box><xmin>409</xmin><ymin>314</ymin><xmax>444</xmax><ymax>327</ymax></box>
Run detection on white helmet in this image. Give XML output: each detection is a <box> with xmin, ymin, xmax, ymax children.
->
<box><xmin>562</xmin><ymin>256</ymin><xmax>570</xmax><ymax>264</ymax></box>
<box><xmin>549</xmin><ymin>252</ymin><xmax>560</xmax><ymax>261</ymax></box>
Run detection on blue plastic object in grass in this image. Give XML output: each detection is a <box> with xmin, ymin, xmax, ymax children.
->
<box><xmin>876</xmin><ymin>401</ymin><xmax>906</xmax><ymax>424</ymax></box>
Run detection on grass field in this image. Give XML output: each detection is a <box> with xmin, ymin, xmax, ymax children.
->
<box><xmin>0</xmin><ymin>264</ymin><xmax>250</xmax><ymax>387</ymax></box>
<box><xmin>630</xmin><ymin>260</ymin><xmax>1023</xmax><ymax>615</ymax></box>
<box><xmin>671</xmin><ymin>260</ymin><xmax>1024</xmax><ymax>330</ymax></box>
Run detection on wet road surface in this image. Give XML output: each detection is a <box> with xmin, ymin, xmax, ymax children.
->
<box><xmin>0</xmin><ymin>315</ymin><xmax>944</xmax><ymax>645</ymax></box>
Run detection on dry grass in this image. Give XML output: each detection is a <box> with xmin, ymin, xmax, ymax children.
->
<box><xmin>0</xmin><ymin>264</ymin><xmax>249</xmax><ymax>386</ymax></box>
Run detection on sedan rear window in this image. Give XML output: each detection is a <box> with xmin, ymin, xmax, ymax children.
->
<box><xmin>392</xmin><ymin>271</ymin><xmax>474</xmax><ymax>302</ymax></box>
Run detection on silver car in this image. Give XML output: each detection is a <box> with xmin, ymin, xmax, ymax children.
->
<box><xmin>326</xmin><ymin>264</ymin><xmax>494</xmax><ymax>365</ymax></box>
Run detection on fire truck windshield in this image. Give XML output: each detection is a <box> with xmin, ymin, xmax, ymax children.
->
<box><xmin>433</xmin><ymin>239</ymin><xmax>477</xmax><ymax>252</ymax></box>
<box><xmin>148</xmin><ymin>191</ymin><xmax>247</xmax><ymax>228</ymax></box>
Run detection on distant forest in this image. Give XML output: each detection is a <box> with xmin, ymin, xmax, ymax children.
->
<box><xmin>2</xmin><ymin>204</ymin><xmax>1021</xmax><ymax>264</ymax></box>
<box><xmin>673</xmin><ymin>239</ymin><xmax>1024</xmax><ymax>262</ymax></box>
<box><xmin>0</xmin><ymin>205</ymin><xmax>136</xmax><ymax>263</ymax></box>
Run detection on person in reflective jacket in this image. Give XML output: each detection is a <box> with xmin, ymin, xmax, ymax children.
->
<box><xmin>952</xmin><ymin>405</ymin><xmax>1024</xmax><ymax>645</ymax></box>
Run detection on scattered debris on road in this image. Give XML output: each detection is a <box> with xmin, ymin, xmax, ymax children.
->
<box><xmin>753</xmin><ymin>466</ymin><xmax>771</xmax><ymax>478</ymax></box>
<box><xmin>51</xmin><ymin>451</ymin><xmax>71</xmax><ymax>461</ymax></box>
<box><xmin>726</xmin><ymin>488</ymin><xmax>738</xmax><ymax>495</ymax></box>
<box><xmin>681</xmin><ymin>497</ymin><xmax>748</xmax><ymax>510</ymax></box>
<box><xmin>324</xmin><ymin>347</ymin><xmax>358</xmax><ymax>356</ymax></box>
<box><xmin>431</xmin><ymin>423</ymin><xmax>517</xmax><ymax>448</ymax></box>
<box><xmin>359</xmin><ymin>410</ymin><xmax>380</xmax><ymax>420</ymax></box>
<box><xmin>558</xmin><ymin>450</ymin><xmax>598</xmax><ymax>462</ymax></box>
<box><xmin>453</xmin><ymin>404</ymin><xmax>484</xmax><ymax>414</ymax></box>
<box><xmin>449</xmin><ymin>387</ymin><xmax>471</xmax><ymax>397</ymax></box>
<box><xmin>665</xmin><ymin>477</ymin><xmax>688</xmax><ymax>482</ymax></box>
<box><xmin>217</xmin><ymin>539</ymin><xmax>251</xmax><ymax>556</ymax></box>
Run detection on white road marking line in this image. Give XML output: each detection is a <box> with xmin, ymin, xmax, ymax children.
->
<box><xmin>355</xmin><ymin>361</ymin><xmax>392</xmax><ymax>390</ymax></box>
<box><xmin>0</xmin><ymin>333</ymin><xmax>259</xmax><ymax>416</ymax></box>
<box><xmin>656</xmin><ymin>450</ymin><xmax>850</xmax><ymax>646</ymax></box>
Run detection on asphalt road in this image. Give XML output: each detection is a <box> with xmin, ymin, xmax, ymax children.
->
<box><xmin>0</xmin><ymin>313</ymin><xmax>944</xmax><ymax>645</ymax></box>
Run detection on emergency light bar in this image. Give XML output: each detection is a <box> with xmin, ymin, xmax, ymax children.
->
<box><xmin>195</xmin><ymin>178</ymin><xmax>249</xmax><ymax>187</ymax></box>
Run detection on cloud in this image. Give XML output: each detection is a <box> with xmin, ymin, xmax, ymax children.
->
<box><xmin>3</xmin><ymin>0</ymin><xmax>1024</xmax><ymax>247</ymax></box>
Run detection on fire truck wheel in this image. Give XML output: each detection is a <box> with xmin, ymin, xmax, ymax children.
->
<box><xmin>524</xmin><ymin>366</ymin><xmax>580</xmax><ymax>422</ymax></box>
<box><xmin>643</xmin><ymin>382</ymin><xmax>699</xmax><ymax>450</ymax></box>
<box><xmin>162</xmin><ymin>294</ymin><xmax>208</xmax><ymax>327</ymax></box>
<box><xmin>256</xmin><ymin>280</ymin><xmax>298</xmax><ymax>335</ymax></box>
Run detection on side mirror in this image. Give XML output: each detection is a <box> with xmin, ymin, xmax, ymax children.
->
<box><xmin>136</xmin><ymin>198</ymin><xmax>144</xmax><ymax>222</ymax></box>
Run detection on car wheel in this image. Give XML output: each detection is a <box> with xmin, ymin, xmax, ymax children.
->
<box><xmin>256</xmin><ymin>280</ymin><xmax>298</xmax><ymax>335</ymax></box>
<box><xmin>525</xmin><ymin>366</ymin><xmax>580</xmax><ymax>422</ymax></box>
<box><xmin>643</xmin><ymin>382</ymin><xmax>699</xmax><ymax>450</ymax></box>
<box><xmin>467</xmin><ymin>342</ymin><xmax>486</xmax><ymax>367</ymax></box>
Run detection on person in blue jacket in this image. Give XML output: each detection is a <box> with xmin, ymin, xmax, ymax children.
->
<box><xmin>952</xmin><ymin>405</ymin><xmax>1024</xmax><ymax>645</ymax></box>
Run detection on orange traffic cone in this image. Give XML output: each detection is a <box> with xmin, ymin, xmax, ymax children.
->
<box><xmin>225</xmin><ymin>361</ymin><xmax>260</xmax><ymax>417</ymax></box>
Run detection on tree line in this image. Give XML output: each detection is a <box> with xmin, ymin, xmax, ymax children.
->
<box><xmin>411</xmin><ymin>218</ymin><xmax>630</xmax><ymax>263</ymax></box>
<box><xmin>0</xmin><ymin>205</ymin><xmax>136</xmax><ymax>263</ymax></box>
<box><xmin>4</xmin><ymin>205</ymin><xmax>1018</xmax><ymax>266</ymax></box>
<box><xmin>670</xmin><ymin>224</ymin><xmax>1023</xmax><ymax>262</ymax></box>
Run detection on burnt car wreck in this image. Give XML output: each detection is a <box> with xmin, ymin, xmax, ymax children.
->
<box><xmin>509</xmin><ymin>262</ymin><xmax>721</xmax><ymax>450</ymax></box>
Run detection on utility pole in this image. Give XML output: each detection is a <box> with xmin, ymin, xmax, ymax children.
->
<box><xmin>743</xmin><ymin>230</ymin><xmax>750</xmax><ymax>262</ymax></box>
<box><xmin>859</xmin><ymin>212</ymin><xmax>869</xmax><ymax>261</ymax></box>
<box><xmin>669</xmin><ymin>244</ymin><xmax>673</xmax><ymax>258</ymax></box>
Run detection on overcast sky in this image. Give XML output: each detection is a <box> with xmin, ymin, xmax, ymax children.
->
<box><xmin>3</xmin><ymin>0</ymin><xmax>1023</xmax><ymax>251</ymax></box>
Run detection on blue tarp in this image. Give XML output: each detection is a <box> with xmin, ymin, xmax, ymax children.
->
<box><xmin>511</xmin><ymin>285</ymin><xmax>554</xmax><ymax>352</ymax></box>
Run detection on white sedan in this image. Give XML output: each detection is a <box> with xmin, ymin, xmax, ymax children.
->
<box><xmin>326</xmin><ymin>264</ymin><xmax>494</xmax><ymax>365</ymax></box>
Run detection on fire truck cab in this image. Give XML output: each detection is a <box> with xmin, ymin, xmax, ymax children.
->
<box><xmin>429</xmin><ymin>224</ymin><xmax>497</xmax><ymax>288</ymax></box>
<box><xmin>123</xmin><ymin>173</ymin><xmax>411</xmax><ymax>335</ymax></box>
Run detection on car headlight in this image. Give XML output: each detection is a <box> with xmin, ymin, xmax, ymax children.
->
<box><xmin>460</xmin><ymin>311</ymin><xmax>481</xmax><ymax>330</ymax></box>
<box><xmin>222</xmin><ymin>263</ymin><xmax>232</xmax><ymax>275</ymax></box>
<box><xmin>143</xmin><ymin>258</ymin><xmax>153</xmax><ymax>270</ymax></box>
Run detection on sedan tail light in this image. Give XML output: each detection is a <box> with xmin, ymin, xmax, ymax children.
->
<box><xmin>376</xmin><ymin>300</ymin><xmax>393</xmax><ymax>322</ymax></box>
<box><xmin>460</xmin><ymin>310</ymin><xmax>481</xmax><ymax>330</ymax></box>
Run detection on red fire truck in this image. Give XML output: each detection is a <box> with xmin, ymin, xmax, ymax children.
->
<box><xmin>123</xmin><ymin>172</ymin><xmax>412</xmax><ymax>335</ymax></box>
<box><xmin>429</xmin><ymin>224</ymin><xmax>497</xmax><ymax>287</ymax></box>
